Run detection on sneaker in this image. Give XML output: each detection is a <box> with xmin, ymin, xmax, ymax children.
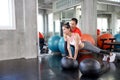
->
<box><xmin>102</xmin><ymin>55</ymin><xmax>109</xmax><ymax>61</ymax></box>
<box><xmin>109</xmin><ymin>53</ymin><xmax>116</xmax><ymax>62</ymax></box>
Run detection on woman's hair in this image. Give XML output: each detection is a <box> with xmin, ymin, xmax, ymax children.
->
<box><xmin>63</xmin><ymin>22</ymin><xmax>70</xmax><ymax>29</ymax></box>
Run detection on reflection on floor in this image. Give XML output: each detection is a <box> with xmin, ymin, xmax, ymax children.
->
<box><xmin>0</xmin><ymin>58</ymin><xmax>38</xmax><ymax>80</ymax></box>
<box><xmin>39</xmin><ymin>53</ymin><xmax>120</xmax><ymax>80</ymax></box>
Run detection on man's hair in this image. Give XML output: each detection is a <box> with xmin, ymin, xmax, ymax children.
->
<box><xmin>71</xmin><ymin>18</ymin><xmax>78</xmax><ymax>24</ymax></box>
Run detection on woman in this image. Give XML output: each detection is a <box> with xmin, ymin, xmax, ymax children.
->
<box><xmin>62</xmin><ymin>22</ymin><xmax>116</xmax><ymax>62</ymax></box>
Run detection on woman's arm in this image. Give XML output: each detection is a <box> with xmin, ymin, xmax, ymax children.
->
<box><xmin>63</xmin><ymin>34</ymin><xmax>72</xmax><ymax>58</ymax></box>
<box><xmin>67</xmin><ymin>40</ymin><xmax>73</xmax><ymax>58</ymax></box>
<box><xmin>73</xmin><ymin>34</ymin><xmax>80</xmax><ymax>60</ymax></box>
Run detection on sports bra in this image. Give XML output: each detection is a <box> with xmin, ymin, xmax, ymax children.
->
<box><xmin>67</xmin><ymin>33</ymin><xmax>81</xmax><ymax>45</ymax></box>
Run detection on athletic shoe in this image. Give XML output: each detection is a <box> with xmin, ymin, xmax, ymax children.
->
<box><xmin>102</xmin><ymin>55</ymin><xmax>109</xmax><ymax>61</ymax></box>
<box><xmin>109</xmin><ymin>53</ymin><xmax>116</xmax><ymax>62</ymax></box>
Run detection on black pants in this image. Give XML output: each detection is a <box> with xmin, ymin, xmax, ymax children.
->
<box><xmin>39</xmin><ymin>38</ymin><xmax>44</xmax><ymax>50</ymax></box>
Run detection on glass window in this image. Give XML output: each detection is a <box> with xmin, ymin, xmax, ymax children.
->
<box><xmin>55</xmin><ymin>20</ymin><xmax>60</xmax><ymax>35</ymax></box>
<box><xmin>0</xmin><ymin>0</ymin><xmax>15</xmax><ymax>30</ymax></box>
<box><xmin>116</xmin><ymin>19</ymin><xmax>120</xmax><ymax>33</ymax></box>
<box><xmin>48</xmin><ymin>13</ymin><xmax>53</xmax><ymax>32</ymax></box>
<box><xmin>37</xmin><ymin>14</ymin><xmax>43</xmax><ymax>33</ymax></box>
<box><xmin>97</xmin><ymin>18</ymin><xmax>108</xmax><ymax>32</ymax></box>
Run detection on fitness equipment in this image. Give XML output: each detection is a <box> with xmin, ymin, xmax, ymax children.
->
<box><xmin>81</xmin><ymin>34</ymin><xmax>95</xmax><ymax>45</ymax></box>
<box><xmin>61</xmin><ymin>57</ymin><xmax>78</xmax><ymax>69</ymax></box>
<box><xmin>97</xmin><ymin>33</ymin><xmax>114</xmax><ymax>49</ymax></box>
<box><xmin>77</xmin><ymin>53</ymin><xmax>94</xmax><ymax>63</ymax></box>
<box><xmin>114</xmin><ymin>33</ymin><xmax>120</xmax><ymax>48</ymax></box>
<box><xmin>58</xmin><ymin>37</ymin><xmax>75</xmax><ymax>56</ymax></box>
<box><xmin>48</xmin><ymin>35</ymin><xmax>60</xmax><ymax>52</ymax></box>
<box><xmin>79</xmin><ymin>58</ymin><xmax>110</xmax><ymax>76</ymax></box>
<box><xmin>79</xmin><ymin>58</ymin><xmax>101</xmax><ymax>76</ymax></box>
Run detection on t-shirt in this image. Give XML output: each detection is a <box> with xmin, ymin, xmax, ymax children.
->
<box><xmin>71</xmin><ymin>27</ymin><xmax>82</xmax><ymax>37</ymax></box>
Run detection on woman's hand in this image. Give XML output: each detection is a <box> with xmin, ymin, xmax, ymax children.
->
<box><xmin>66</xmin><ymin>56</ymin><xmax>76</xmax><ymax>60</ymax></box>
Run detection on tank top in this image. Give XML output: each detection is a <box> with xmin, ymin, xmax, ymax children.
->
<box><xmin>67</xmin><ymin>33</ymin><xmax>81</xmax><ymax>45</ymax></box>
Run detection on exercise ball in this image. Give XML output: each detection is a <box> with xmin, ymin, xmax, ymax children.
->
<box><xmin>58</xmin><ymin>37</ymin><xmax>75</xmax><ymax>56</ymax></box>
<box><xmin>114</xmin><ymin>34</ymin><xmax>120</xmax><ymax>48</ymax></box>
<box><xmin>61</xmin><ymin>57</ymin><xmax>78</xmax><ymax>69</ymax></box>
<box><xmin>77</xmin><ymin>53</ymin><xmax>94</xmax><ymax>63</ymax></box>
<box><xmin>97</xmin><ymin>33</ymin><xmax>113</xmax><ymax>49</ymax></box>
<box><xmin>79</xmin><ymin>58</ymin><xmax>101</xmax><ymax>76</ymax></box>
<box><xmin>81</xmin><ymin>34</ymin><xmax>95</xmax><ymax>45</ymax></box>
<box><xmin>48</xmin><ymin>35</ymin><xmax>60</xmax><ymax>52</ymax></box>
<box><xmin>58</xmin><ymin>37</ymin><xmax>66</xmax><ymax>55</ymax></box>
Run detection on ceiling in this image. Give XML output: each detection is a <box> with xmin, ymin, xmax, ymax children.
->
<box><xmin>38</xmin><ymin>0</ymin><xmax>120</xmax><ymax>10</ymax></box>
<box><xmin>38</xmin><ymin>0</ymin><xmax>57</xmax><ymax>10</ymax></box>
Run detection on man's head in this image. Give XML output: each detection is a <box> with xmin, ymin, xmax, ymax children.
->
<box><xmin>70</xmin><ymin>18</ymin><xmax>78</xmax><ymax>29</ymax></box>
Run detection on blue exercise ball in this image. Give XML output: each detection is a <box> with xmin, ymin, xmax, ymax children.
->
<box><xmin>114</xmin><ymin>34</ymin><xmax>120</xmax><ymax>48</ymax></box>
<box><xmin>58</xmin><ymin>37</ymin><xmax>75</xmax><ymax>56</ymax></box>
<box><xmin>48</xmin><ymin>35</ymin><xmax>60</xmax><ymax>52</ymax></box>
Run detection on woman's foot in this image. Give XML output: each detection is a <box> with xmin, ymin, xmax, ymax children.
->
<box><xmin>103</xmin><ymin>52</ymin><xmax>116</xmax><ymax>62</ymax></box>
<box><xmin>109</xmin><ymin>53</ymin><xmax>116</xmax><ymax>62</ymax></box>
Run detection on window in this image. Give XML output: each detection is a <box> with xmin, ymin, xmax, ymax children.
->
<box><xmin>37</xmin><ymin>14</ymin><xmax>43</xmax><ymax>33</ymax></box>
<box><xmin>97</xmin><ymin>18</ymin><xmax>108</xmax><ymax>32</ymax></box>
<box><xmin>55</xmin><ymin>20</ymin><xmax>60</xmax><ymax>34</ymax></box>
<box><xmin>116</xmin><ymin>19</ymin><xmax>120</xmax><ymax>33</ymax></box>
<box><xmin>0</xmin><ymin>0</ymin><xmax>15</xmax><ymax>30</ymax></box>
<box><xmin>48</xmin><ymin>13</ymin><xmax>53</xmax><ymax>32</ymax></box>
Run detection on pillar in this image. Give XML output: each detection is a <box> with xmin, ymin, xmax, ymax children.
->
<box><xmin>81</xmin><ymin>0</ymin><xmax>97</xmax><ymax>39</ymax></box>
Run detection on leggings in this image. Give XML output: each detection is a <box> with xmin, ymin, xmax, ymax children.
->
<box><xmin>64</xmin><ymin>41</ymin><xmax>110</xmax><ymax>56</ymax></box>
<box><xmin>81</xmin><ymin>41</ymin><xmax>101</xmax><ymax>53</ymax></box>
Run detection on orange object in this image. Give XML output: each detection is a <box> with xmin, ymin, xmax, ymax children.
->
<box><xmin>39</xmin><ymin>32</ymin><xmax>44</xmax><ymax>38</ymax></box>
<box><xmin>71</xmin><ymin>27</ymin><xmax>82</xmax><ymax>37</ymax></box>
<box><xmin>81</xmin><ymin>34</ymin><xmax>95</xmax><ymax>45</ymax></box>
<box><xmin>97</xmin><ymin>33</ymin><xmax>114</xmax><ymax>49</ymax></box>
<box><xmin>77</xmin><ymin>54</ymin><xmax>94</xmax><ymax>63</ymax></box>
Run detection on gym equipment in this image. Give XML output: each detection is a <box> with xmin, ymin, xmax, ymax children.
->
<box><xmin>79</xmin><ymin>58</ymin><xmax>101</xmax><ymax>76</ymax></box>
<box><xmin>58</xmin><ymin>37</ymin><xmax>75</xmax><ymax>56</ymax></box>
<box><xmin>61</xmin><ymin>57</ymin><xmax>78</xmax><ymax>69</ymax></box>
<box><xmin>97</xmin><ymin>33</ymin><xmax>114</xmax><ymax>49</ymax></box>
<box><xmin>58</xmin><ymin>37</ymin><xmax>66</xmax><ymax>55</ymax></box>
<box><xmin>114</xmin><ymin>34</ymin><xmax>120</xmax><ymax>48</ymax></box>
<box><xmin>77</xmin><ymin>53</ymin><xmax>94</xmax><ymax>63</ymax></box>
<box><xmin>81</xmin><ymin>34</ymin><xmax>95</xmax><ymax>45</ymax></box>
<box><xmin>48</xmin><ymin>35</ymin><xmax>60</xmax><ymax>52</ymax></box>
<box><xmin>79</xmin><ymin>58</ymin><xmax>110</xmax><ymax>76</ymax></box>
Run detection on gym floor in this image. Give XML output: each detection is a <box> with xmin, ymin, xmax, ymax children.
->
<box><xmin>0</xmin><ymin>58</ymin><xmax>39</xmax><ymax>80</ymax></box>
<box><xmin>39</xmin><ymin>53</ymin><xmax>120</xmax><ymax>80</ymax></box>
<box><xmin>0</xmin><ymin>53</ymin><xmax>120</xmax><ymax>80</ymax></box>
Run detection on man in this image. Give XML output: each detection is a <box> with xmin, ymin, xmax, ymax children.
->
<box><xmin>69</xmin><ymin>18</ymin><xmax>82</xmax><ymax>37</ymax></box>
<box><xmin>39</xmin><ymin>32</ymin><xmax>44</xmax><ymax>50</ymax></box>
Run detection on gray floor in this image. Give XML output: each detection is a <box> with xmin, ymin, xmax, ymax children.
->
<box><xmin>0</xmin><ymin>53</ymin><xmax>120</xmax><ymax>80</ymax></box>
<box><xmin>39</xmin><ymin>53</ymin><xmax>120</xmax><ymax>80</ymax></box>
<box><xmin>0</xmin><ymin>58</ymin><xmax>39</xmax><ymax>80</ymax></box>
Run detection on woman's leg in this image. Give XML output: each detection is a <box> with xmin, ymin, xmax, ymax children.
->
<box><xmin>81</xmin><ymin>41</ymin><xmax>109</xmax><ymax>55</ymax></box>
<box><xmin>81</xmin><ymin>41</ymin><xmax>116</xmax><ymax>62</ymax></box>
